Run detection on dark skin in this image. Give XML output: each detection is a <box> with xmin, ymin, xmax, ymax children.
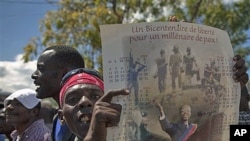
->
<box><xmin>32</xmin><ymin>46</ymin><xmax>128</xmax><ymax>141</ymax></box>
<box><xmin>5</xmin><ymin>99</ymin><xmax>39</xmax><ymax>134</ymax></box>
<box><xmin>232</xmin><ymin>54</ymin><xmax>249</xmax><ymax>87</ymax></box>
<box><xmin>0</xmin><ymin>116</ymin><xmax>14</xmax><ymax>141</ymax></box>
<box><xmin>31</xmin><ymin>49</ymin><xmax>67</xmax><ymax>103</ymax></box>
<box><xmin>31</xmin><ymin>46</ymin><xmax>85</xmax><ymax>141</ymax></box>
<box><xmin>58</xmin><ymin>84</ymin><xmax>129</xmax><ymax>141</ymax></box>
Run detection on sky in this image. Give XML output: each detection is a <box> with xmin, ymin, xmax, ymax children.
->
<box><xmin>0</xmin><ymin>0</ymin><xmax>56</xmax><ymax>92</ymax></box>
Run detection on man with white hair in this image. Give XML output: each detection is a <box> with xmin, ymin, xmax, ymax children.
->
<box><xmin>4</xmin><ymin>88</ymin><xmax>51</xmax><ymax>141</ymax></box>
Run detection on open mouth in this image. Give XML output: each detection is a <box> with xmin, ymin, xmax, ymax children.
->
<box><xmin>34</xmin><ymin>81</ymin><xmax>41</xmax><ymax>90</ymax></box>
<box><xmin>79</xmin><ymin>114</ymin><xmax>91</xmax><ymax>124</ymax></box>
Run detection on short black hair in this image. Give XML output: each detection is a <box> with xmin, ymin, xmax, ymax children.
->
<box><xmin>43</xmin><ymin>45</ymin><xmax>85</xmax><ymax>69</ymax></box>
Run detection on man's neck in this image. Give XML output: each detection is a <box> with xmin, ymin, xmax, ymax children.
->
<box><xmin>15</xmin><ymin>118</ymin><xmax>37</xmax><ymax>135</ymax></box>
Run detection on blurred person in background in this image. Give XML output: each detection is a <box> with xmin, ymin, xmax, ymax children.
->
<box><xmin>0</xmin><ymin>105</ymin><xmax>14</xmax><ymax>141</ymax></box>
<box><xmin>4</xmin><ymin>88</ymin><xmax>51</xmax><ymax>141</ymax></box>
<box><xmin>39</xmin><ymin>100</ymin><xmax>56</xmax><ymax>130</ymax></box>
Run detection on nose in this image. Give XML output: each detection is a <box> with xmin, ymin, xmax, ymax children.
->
<box><xmin>31</xmin><ymin>70</ymin><xmax>38</xmax><ymax>79</ymax></box>
<box><xmin>5</xmin><ymin>104</ymin><xmax>13</xmax><ymax>111</ymax></box>
<box><xmin>78</xmin><ymin>96</ymin><xmax>93</xmax><ymax>109</ymax></box>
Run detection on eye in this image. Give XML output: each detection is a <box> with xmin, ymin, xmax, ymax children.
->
<box><xmin>8</xmin><ymin>101</ymin><xmax>22</xmax><ymax>107</ymax></box>
<box><xmin>37</xmin><ymin>65</ymin><xmax>45</xmax><ymax>72</ymax></box>
<box><xmin>66</xmin><ymin>96</ymin><xmax>80</xmax><ymax>105</ymax></box>
<box><xmin>90</xmin><ymin>94</ymin><xmax>101</xmax><ymax>100</ymax></box>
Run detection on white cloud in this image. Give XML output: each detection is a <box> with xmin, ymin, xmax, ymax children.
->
<box><xmin>223</xmin><ymin>0</ymin><xmax>241</xmax><ymax>4</ymax></box>
<box><xmin>0</xmin><ymin>54</ymin><xmax>37</xmax><ymax>93</ymax></box>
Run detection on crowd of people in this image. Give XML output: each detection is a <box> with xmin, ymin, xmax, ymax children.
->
<box><xmin>0</xmin><ymin>16</ymin><xmax>249</xmax><ymax>141</ymax></box>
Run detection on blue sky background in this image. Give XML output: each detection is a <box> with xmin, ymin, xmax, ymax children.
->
<box><xmin>0</xmin><ymin>0</ymin><xmax>56</xmax><ymax>61</ymax></box>
<box><xmin>0</xmin><ymin>0</ymin><xmax>57</xmax><ymax>93</ymax></box>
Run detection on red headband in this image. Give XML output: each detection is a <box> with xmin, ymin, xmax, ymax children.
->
<box><xmin>59</xmin><ymin>72</ymin><xmax>104</xmax><ymax>107</ymax></box>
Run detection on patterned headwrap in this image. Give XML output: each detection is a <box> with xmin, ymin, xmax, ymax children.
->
<box><xmin>59</xmin><ymin>72</ymin><xmax>104</xmax><ymax>107</ymax></box>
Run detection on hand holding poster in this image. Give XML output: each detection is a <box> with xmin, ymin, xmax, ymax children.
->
<box><xmin>100</xmin><ymin>22</ymin><xmax>241</xmax><ymax>141</ymax></box>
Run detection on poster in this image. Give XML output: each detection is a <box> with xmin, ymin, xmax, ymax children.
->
<box><xmin>100</xmin><ymin>22</ymin><xmax>241</xmax><ymax>141</ymax></box>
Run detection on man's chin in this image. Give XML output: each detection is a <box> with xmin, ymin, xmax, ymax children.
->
<box><xmin>35</xmin><ymin>88</ymin><xmax>42</xmax><ymax>97</ymax></box>
<box><xmin>36</xmin><ymin>92</ymin><xmax>44</xmax><ymax>99</ymax></box>
<box><xmin>36</xmin><ymin>89</ymin><xmax>51</xmax><ymax>99</ymax></box>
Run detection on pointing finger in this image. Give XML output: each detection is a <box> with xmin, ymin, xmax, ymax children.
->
<box><xmin>99</xmin><ymin>89</ymin><xmax>129</xmax><ymax>103</ymax></box>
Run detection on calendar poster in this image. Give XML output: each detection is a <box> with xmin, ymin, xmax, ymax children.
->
<box><xmin>100</xmin><ymin>22</ymin><xmax>241</xmax><ymax>141</ymax></box>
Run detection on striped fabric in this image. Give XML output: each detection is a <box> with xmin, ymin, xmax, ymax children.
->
<box><xmin>11</xmin><ymin>119</ymin><xmax>51</xmax><ymax>141</ymax></box>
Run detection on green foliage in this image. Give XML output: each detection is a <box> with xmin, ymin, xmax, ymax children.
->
<box><xmin>23</xmin><ymin>0</ymin><xmax>250</xmax><ymax>71</ymax></box>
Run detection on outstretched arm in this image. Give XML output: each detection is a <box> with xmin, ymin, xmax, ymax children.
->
<box><xmin>155</xmin><ymin>102</ymin><xmax>165</xmax><ymax>119</ymax></box>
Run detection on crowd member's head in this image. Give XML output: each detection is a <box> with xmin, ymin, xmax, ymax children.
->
<box><xmin>0</xmin><ymin>107</ymin><xmax>14</xmax><ymax>140</ymax></box>
<box><xmin>31</xmin><ymin>45</ymin><xmax>85</xmax><ymax>103</ymax></box>
<box><xmin>58</xmin><ymin>68</ymin><xmax>104</xmax><ymax>140</ymax></box>
<box><xmin>4</xmin><ymin>89</ymin><xmax>52</xmax><ymax>141</ymax></box>
<box><xmin>179</xmin><ymin>105</ymin><xmax>191</xmax><ymax>122</ymax></box>
<box><xmin>4</xmin><ymin>89</ymin><xmax>41</xmax><ymax>130</ymax></box>
<box><xmin>173</xmin><ymin>45</ymin><xmax>179</xmax><ymax>54</ymax></box>
<box><xmin>39</xmin><ymin>100</ymin><xmax>56</xmax><ymax>129</ymax></box>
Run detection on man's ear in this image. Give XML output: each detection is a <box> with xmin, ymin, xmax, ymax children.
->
<box><xmin>58</xmin><ymin>67</ymin><xmax>68</xmax><ymax>79</ymax></box>
<box><xmin>31</xmin><ymin>108</ymin><xmax>40</xmax><ymax>117</ymax></box>
<box><xmin>58</xmin><ymin>109</ymin><xmax>65</xmax><ymax>125</ymax></box>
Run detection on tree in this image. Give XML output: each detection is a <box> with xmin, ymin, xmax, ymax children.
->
<box><xmin>23</xmin><ymin>0</ymin><xmax>250</xmax><ymax>72</ymax></box>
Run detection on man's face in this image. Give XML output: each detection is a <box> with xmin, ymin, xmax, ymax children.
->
<box><xmin>31</xmin><ymin>50</ymin><xmax>62</xmax><ymax>100</ymax></box>
<box><xmin>0</xmin><ymin>116</ymin><xmax>14</xmax><ymax>134</ymax></box>
<box><xmin>61</xmin><ymin>83</ymin><xmax>103</xmax><ymax>139</ymax></box>
<box><xmin>180</xmin><ymin>105</ymin><xmax>191</xmax><ymax>121</ymax></box>
<box><xmin>5</xmin><ymin>99</ymin><xmax>35</xmax><ymax>126</ymax></box>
